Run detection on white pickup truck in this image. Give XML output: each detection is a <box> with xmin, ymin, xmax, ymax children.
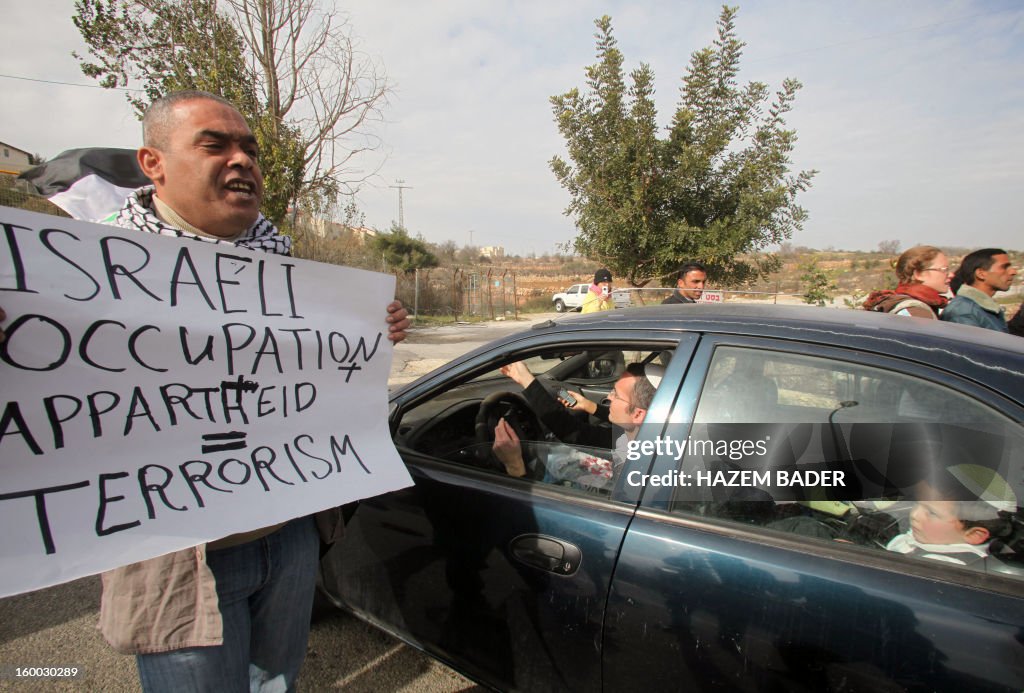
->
<box><xmin>552</xmin><ymin>283</ymin><xmax>631</xmax><ymax>312</ymax></box>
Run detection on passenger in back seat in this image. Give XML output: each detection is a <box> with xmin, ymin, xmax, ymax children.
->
<box><xmin>885</xmin><ymin>464</ymin><xmax>1017</xmax><ymax>567</ymax></box>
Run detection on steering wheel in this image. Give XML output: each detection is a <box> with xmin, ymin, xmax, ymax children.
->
<box><xmin>474</xmin><ymin>391</ymin><xmax>542</xmax><ymax>456</ymax></box>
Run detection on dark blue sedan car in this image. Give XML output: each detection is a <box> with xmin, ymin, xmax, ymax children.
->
<box><xmin>320</xmin><ymin>305</ymin><xmax>1024</xmax><ymax>691</ymax></box>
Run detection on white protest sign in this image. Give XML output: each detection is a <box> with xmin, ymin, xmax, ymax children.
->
<box><xmin>0</xmin><ymin>207</ymin><xmax>413</xmax><ymax>597</ymax></box>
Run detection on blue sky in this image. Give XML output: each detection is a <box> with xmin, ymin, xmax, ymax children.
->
<box><xmin>3</xmin><ymin>1</ymin><xmax>1022</xmax><ymax>256</ymax></box>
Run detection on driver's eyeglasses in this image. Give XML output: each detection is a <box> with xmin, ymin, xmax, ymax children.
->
<box><xmin>606</xmin><ymin>390</ymin><xmax>633</xmax><ymax>406</ymax></box>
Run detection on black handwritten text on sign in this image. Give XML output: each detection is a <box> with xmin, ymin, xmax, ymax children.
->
<box><xmin>0</xmin><ymin>208</ymin><xmax>410</xmax><ymax>597</ymax></box>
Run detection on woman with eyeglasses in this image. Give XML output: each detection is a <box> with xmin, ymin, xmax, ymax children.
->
<box><xmin>862</xmin><ymin>245</ymin><xmax>953</xmax><ymax>319</ymax></box>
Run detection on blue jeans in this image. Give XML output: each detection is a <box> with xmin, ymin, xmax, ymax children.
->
<box><xmin>136</xmin><ymin>517</ymin><xmax>320</xmax><ymax>693</ymax></box>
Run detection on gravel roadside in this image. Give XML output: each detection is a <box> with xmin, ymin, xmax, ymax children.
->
<box><xmin>0</xmin><ymin>574</ymin><xmax>476</xmax><ymax>692</ymax></box>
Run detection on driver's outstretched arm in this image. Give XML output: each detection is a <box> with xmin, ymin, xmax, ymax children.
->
<box><xmin>500</xmin><ymin>361</ymin><xmax>536</xmax><ymax>389</ymax></box>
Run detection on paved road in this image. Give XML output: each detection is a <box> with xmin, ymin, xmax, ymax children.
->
<box><xmin>0</xmin><ymin>314</ymin><xmax>554</xmax><ymax>692</ymax></box>
<box><xmin>389</xmin><ymin>313</ymin><xmax>556</xmax><ymax>386</ymax></box>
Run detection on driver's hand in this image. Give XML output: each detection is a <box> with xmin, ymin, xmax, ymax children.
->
<box><xmin>500</xmin><ymin>361</ymin><xmax>535</xmax><ymax>389</ymax></box>
<box><xmin>559</xmin><ymin>390</ymin><xmax>598</xmax><ymax>415</ymax></box>
<box><xmin>493</xmin><ymin>417</ymin><xmax>526</xmax><ymax>477</ymax></box>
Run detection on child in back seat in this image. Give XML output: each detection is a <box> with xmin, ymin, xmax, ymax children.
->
<box><xmin>771</xmin><ymin>465</ymin><xmax>1019</xmax><ymax>569</ymax></box>
<box><xmin>884</xmin><ymin>464</ymin><xmax>1017</xmax><ymax>567</ymax></box>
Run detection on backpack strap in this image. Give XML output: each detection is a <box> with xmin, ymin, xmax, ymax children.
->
<box><xmin>869</xmin><ymin>297</ymin><xmax>933</xmax><ymax>317</ymax></box>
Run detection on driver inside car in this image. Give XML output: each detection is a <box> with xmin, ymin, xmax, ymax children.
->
<box><xmin>492</xmin><ymin>360</ymin><xmax>663</xmax><ymax>480</ymax></box>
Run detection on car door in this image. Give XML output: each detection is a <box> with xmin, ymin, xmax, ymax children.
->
<box><xmin>321</xmin><ymin>331</ymin><xmax>697</xmax><ymax>691</ymax></box>
<box><xmin>605</xmin><ymin>336</ymin><xmax>1024</xmax><ymax>691</ymax></box>
<box><xmin>566</xmin><ymin>284</ymin><xmax>583</xmax><ymax>309</ymax></box>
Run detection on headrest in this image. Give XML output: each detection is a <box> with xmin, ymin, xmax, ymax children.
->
<box><xmin>643</xmin><ymin>363</ymin><xmax>665</xmax><ymax>390</ymax></box>
<box><xmin>948</xmin><ymin>464</ymin><xmax>1017</xmax><ymax>513</ymax></box>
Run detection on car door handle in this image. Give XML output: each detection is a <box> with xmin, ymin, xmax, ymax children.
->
<box><xmin>509</xmin><ymin>534</ymin><xmax>581</xmax><ymax>576</ymax></box>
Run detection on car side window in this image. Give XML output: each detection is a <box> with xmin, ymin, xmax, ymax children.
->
<box><xmin>673</xmin><ymin>346</ymin><xmax>1024</xmax><ymax>581</ymax></box>
<box><xmin>394</xmin><ymin>346</ymin><xmax>673</xmax><ymax>502</ymax></box>
<box><xmin>695</xmin><ymin>348</ymin><xmax>1005</xmax><ymax>424</ymax></box>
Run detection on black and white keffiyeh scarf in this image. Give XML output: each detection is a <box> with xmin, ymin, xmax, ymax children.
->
<box><xmin>112</xmin><ymin>186</ymin><xmax>292</xmax><ymax>256</ymax></box>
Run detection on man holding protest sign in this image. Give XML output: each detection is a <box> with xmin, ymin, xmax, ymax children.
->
<box><xmin>2</xmin><ymin>90</ymin><xmax>409</xmax><ymax>692</ymax></box>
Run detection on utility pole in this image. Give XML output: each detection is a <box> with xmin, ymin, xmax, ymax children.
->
<box><xmin>389</xmin><ymin>179</ymin><xmax>413</xmax><ymax>230</ymax></box>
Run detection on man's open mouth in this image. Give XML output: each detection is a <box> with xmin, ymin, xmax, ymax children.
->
<box><xmin>225</xmin><ymin>180</ymin><xmax>256</xmax><ymax>195</ymax></box>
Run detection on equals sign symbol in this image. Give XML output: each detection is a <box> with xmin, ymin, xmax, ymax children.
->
<box><xmin>202</xmin><ymin>431</ymin><xmax>248</xmax><ymax>454</ymax></box>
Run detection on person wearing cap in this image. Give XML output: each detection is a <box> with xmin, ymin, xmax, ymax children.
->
<box><xmin>492</xmin><ymin>361</ymin><xmax>661</xmax><ymax>478</ymax></box>
<box><xmin>582</xmin><ymin>268</ymin><xmax>615</xmax><ymax>313</ymax></box>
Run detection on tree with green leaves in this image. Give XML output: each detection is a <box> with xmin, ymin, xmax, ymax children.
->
<box><xmin>374</xmin><ymin>224</ymin><xmax>439</xmax><ymax>274</ymax></box>
<box><xmin>550</xmin><ymin>6</ymin><xmax>816</xmax><ymax>287</ymax></box>
<box><xmin>72</xmin><ymin>0</ymin><xmax>387</xmax><ymax>227</ymax></box>
<box><xmin>800</xmin><ymin>259</ymin><xmax>839</xmax><ymax>307</ymax></box>
<box><xmin>73</xmin><ymin>1</ymin><xmax>254</xmax><ymax>114</ymax></box>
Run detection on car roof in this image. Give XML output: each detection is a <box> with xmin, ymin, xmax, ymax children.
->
<box><xmin>537</xmin><ymin>303</ymin><xmax>1024</xmax><ymax>405</ymax></box>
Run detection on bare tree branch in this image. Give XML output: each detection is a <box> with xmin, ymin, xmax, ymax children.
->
<box><xmin>224</xmin><ymin>0</ymin><xmax>389</xmax><ymax>205</ymax></box>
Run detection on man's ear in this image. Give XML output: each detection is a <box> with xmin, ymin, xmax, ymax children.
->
<box><xmin>631</xmin><ymin>407</ymin><xmax>647</xmax><ymax>426</ymax></box>
<box><xmin>137</xmin><ymin>146</ymin><xmax>163</xmax><ymax>185</ymax></box>
<box><xmin>963</xmin><ymin>525</ymin><xmax>990</xmax><ymax>546</ymax></box>
<box><xmin>970</xmin><ymin>265</ymin><xmax>989</xmax><ymax>287</ymax></box>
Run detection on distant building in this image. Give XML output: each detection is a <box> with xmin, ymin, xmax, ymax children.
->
<box><xmin>290</xmin><ymin>209</ymin><xmax>379</xmax><ymax>243</ymax></box>
<box><xmin>344</xmin><ymin>225</ymin><xmax>378</xmax><ymax>244</ymax></box>
<box><xmin>480</xmin><ymin>245</ymin><xmax>505</xmax><ymax>259</ymax></box>
<box><xmin>0</xmin><ymin>141</ymin><xmax>32</xmax><ymax>175</ymax></box>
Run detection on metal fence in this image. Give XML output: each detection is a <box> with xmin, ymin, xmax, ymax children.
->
<box><xmin>0</xmin><ymin>175</ymin><xmax>69</xmax><ymax>218</ymax></box>
<box><xmin>396</xmin><ymin>268</ymin><xmax>520</xmax><ymax>321</ymax></box>
<box><xmin>614</xmin><ymin>287</ymin><xmax>809</xmax><ymax>306</ymax></box>
<box><xmin>0</xmin><ymin>175</ymin><xmax>828</xmax><ymax>316</ymax></box>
